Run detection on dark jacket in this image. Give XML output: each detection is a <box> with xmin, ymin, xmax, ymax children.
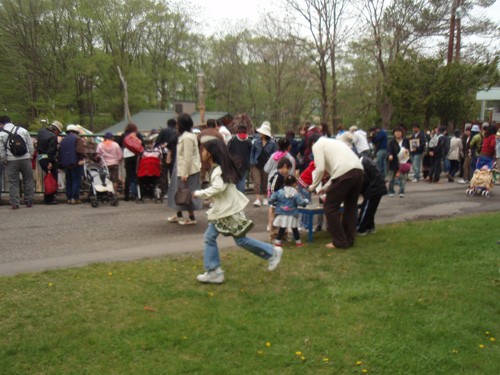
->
<box><xmin>37</xmin><ymin>128</ymin><xmax>59</xmax><ymax>163</ymax></box>
<box><xmin>409</xmin><ymin>130</ymin><xmax>426</xmax><ymax>155</ymax></box>
<box><xmin>59</xmin><ymin>133</ymin><xmax>85</xmax><ymax>168</ymax></box>
<box><xmin>360</xmin><ymin>156</ymin><xmax>387</xmax><ymax>198</ymax></box>
<box><xmin>388</xmin><ymin>138</ymin><xmax>410</xmax><ymax>172</ymax></box>
<box><xmin>228</xmin><ymin>136</ymin><xmax>252</xmax><ymax>172</ymax></box>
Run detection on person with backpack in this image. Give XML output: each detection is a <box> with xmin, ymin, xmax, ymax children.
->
<box><xmin>0</xmin><ymin>116</ymin><xmax>35</xmax><ymax>209</ymax></box>
<box><xmin>37</xmin><ymin>120</ymin><xmax>63</xmax><ymax>205</ymax></box>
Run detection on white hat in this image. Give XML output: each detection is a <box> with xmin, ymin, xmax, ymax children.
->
<box><xmin>256</xmin><ymin>121</ymin><xmax>272</xmax><ymax>138</ymax></box>
<box><xmin>471</xmin><ymin>124</ymin><xmax>480</xmax><ymax>132</ymax></box>
<box><xmin>66</xmin><ymin>124</ymin><xmax>79</xmax><ymax>133</ymax></box>
<box><xmin>481</xmin><ymin>122</ymin><xmax>489</xmax><ymax>129</ymax></box>
<box><xmin>50</xmin><ymin>120</ymin><xmax>63</xmax><ymax>132</ymax></box>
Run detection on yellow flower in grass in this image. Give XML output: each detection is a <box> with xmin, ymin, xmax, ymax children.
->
<box><xmin>295</xmin><ymin>351</ymin><xmax>302</xmax><ymax>356</ymax></box>
<box><xmin>208</xmin><ymin>292</ymin><xmax>214</xmax><ymax>297</ymax></box>
<box><xmin>265</xmin><ymin>342</ymin><xmax>271</xmax><ymax>347</ymax></box>
<box><xmin>322</xmin><ymin>357</ymin><xmax>329</xmax><ymax>363</ymax></box>
<box><xmin>485</xmin><ymin>331</ymin><xmax>490</xmax><ymax>335</ymax></box>
<box><xmin>362</xmin><ymin>369</ymin><xmax>368</xmax><ymax>373</ymax></box>
<box><xmin>479</xmin><ymin>344</ymin><xmax>485</xmax><ymax>349</ymax></box>
<box><xmin>108</xmin><ymin>272</ymin><xmax>112</xmax><ymax>276</ymax></box>
<box><xmin>452</xmin><ymin>349</ymin><xmax>459</xmax><ymax>354</ymax></box>
<box><xmin>257</xmin><ymin>350</ymin><xmax>264</xmax><ymax>355</ymax></box>
<box><xmin>301</xmin><ymin>356</ymin><xmax>306</xmax><ymax>361</ymax></box>
<box><xmin>490</xmin><ymin>337</ymin><xmax>496</xmax><ymax>343</ymax></box>
<box><xmin>48</xmin><ymin>282</ymin><xmax>53</xmax><ymax>287</ymax></box>
<box><xmin>356</xmin><ymin>361</ymin><xmax>363</xmax><ymax>366</ymax></box>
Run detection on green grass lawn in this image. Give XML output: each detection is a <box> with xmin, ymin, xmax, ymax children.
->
<box><xmin>1</xmin><ymin>213</ymin><xmax>499</xmax><ymax>374</ymax></box>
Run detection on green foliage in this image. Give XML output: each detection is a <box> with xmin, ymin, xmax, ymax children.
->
<box><xmin>0</xmin><ymin>213</ymin><xmax>499</xmax><ymax>374</ymax></box>
<box><xmin>386</xmin><ymin>55</ymin><xmax>499</xmax><ymax>127</ymax></box>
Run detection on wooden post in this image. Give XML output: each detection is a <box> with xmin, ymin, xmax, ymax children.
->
<box><xmin>197</xmin><ymin>72</ymin><xmax>205</xmax><ymax>126</ymax></box>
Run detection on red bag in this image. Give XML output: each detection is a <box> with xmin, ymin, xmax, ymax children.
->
<box><xmin>123</xmin><ymin>133</ymin><xmax>144</xmax><ymax>155</ymax></box>
<box><xmin>44</xmin><ymin>173</ymin><xmax>58</xmax><ymax>195</ymax></box>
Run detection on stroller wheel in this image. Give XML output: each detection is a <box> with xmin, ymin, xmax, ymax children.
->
<box><xmin>485</xmin><ymin>191</ymin><xmax>491</xmax><ymax>198</ymax></box>
<box><xmin>91</xmin><ymin>201</ymin><xmax>99</xmax><ymax>208</ymax></box>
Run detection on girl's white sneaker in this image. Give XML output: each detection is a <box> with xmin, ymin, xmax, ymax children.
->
<box><xmin>196</xmin><ymin>267</ymin><xmax>225</xmax><ymax>284</ymax></box>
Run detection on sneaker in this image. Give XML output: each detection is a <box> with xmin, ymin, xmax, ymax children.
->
<box><xmin>357</xmin><ymin>230</ymin><xmax>368</xmax><ymax>236</ymax></box>
<box><xmin>179</xmin><ymin>218</ymin><xmax>197</xmax><ymax>225</ymax></box>
<box><xmin>388</xmin><ymin>193</ymin><xmax>395</xmax><ymax>197</ymax></box>
<box><xmin>253</xmin><ymin>199</ymin><xmax>262</xmax><ymax>207</ymax></box>
<box><xmin>368</xmin><ymin>228</ymin><xmax>377</xmax><ymax>234</ymax></box>
<box><xmin>399</xmin><ymin>194</ymin><xmax>405</xmax><ymax>198</ymax></box>
<box><xmin>296</xmin><ymin>242</ymin><xmax>304</xmax><ymax>248</ymax></box>
<box><xmin>196</xmin><ymin>267</ymin><xmax>225</xmax><ymax>284</ymax></box>
<box><xmin>411</xmin><ymin>178</ymin><xmax>419</xmax><ymax>182</ymax></box>
<box><xmin>274</xmin><ymin>241</ymin><xmax>282</xmax><ymax>247</ymax></box>
<box><xmin>268</xmin><ymin>246</ymin><xmax>283</xmax><ymax>271</ymax></box>
<box><xmin>263</xmin><ymin>199</ymin><xmax>269</xmax><ymax>206</ymax></box>
<box><xmin>167</xmin><ymin>215</ymin><xmax>180</xmax><ymax>223</ymax></box>
<box><xmin>266</xmin><ymin>225</ymin><xmax>271</xmax><ymax>232</ymax></box>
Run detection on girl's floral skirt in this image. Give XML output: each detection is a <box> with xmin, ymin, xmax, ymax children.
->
<box><xmin>210</xmin><ymin>211</ymin><xmax>254</xmax><ymax>238</ymax></box>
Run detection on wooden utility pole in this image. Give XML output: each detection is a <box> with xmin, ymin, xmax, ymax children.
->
<box><xmin>447</xmin><ymin>0</ymin><xmax>462</xmax><ymax>64</ymax></box>
<box><xmin>197</xmin><ymin>73</ymin><xmax>206</xmax><ymax>126</ymax></box>
<box><xmin>117</xmin><ymin>66</ymin><xmax>132</xmax><ymax>122</ymax></box>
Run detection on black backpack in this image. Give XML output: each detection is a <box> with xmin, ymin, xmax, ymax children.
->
<box><xmin>1</xmin><ymin>126</ymin><xmax>28</xmax><ymax>156</ymax></box>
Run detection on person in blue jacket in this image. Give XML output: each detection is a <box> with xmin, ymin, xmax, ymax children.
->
<box><xmin>268</xmin><ymin>175</ymin><xmax>309</xmax><ymax>247</ymax></box>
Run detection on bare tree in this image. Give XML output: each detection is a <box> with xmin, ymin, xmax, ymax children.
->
<box><xmin>285</xmin><ymin>0</ymin><xmax>350</xmax><ymax>131</ymax></box>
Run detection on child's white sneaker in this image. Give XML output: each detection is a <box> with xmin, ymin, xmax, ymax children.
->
<box><xmin>253</xmin><ymin>199</ymin><xmax>262</xmax><ymax>207</ymax></box>
<box><xmin>263</xmin><ymin>198</ymin><xmax>269</xmax><ymax>206</ymax></box>
<box><xmin>196</xmin><ymin>267</ymin><xmax>225</xmax><ymax>284</ymax></box>
<box><xmin>268</xmin><ymin>246</ymin><xmax>283</xmax><ymax>271</ymax></box>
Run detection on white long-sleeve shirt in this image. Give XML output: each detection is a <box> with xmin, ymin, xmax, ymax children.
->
<box><xmin>309</xmin><ymin>137</ymin><xmax>363</xmax><ymax>192</ymax></box>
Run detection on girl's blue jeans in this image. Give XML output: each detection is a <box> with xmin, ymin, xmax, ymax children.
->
<box><xmin>203</xmin><ymin>223</ymin><xmax>273</xmax><ymax>270</ymax></box>
<box><xmin>388</xmin><ymin>171</ymin><xmax>406</xmax><ymax>194</ymax></box>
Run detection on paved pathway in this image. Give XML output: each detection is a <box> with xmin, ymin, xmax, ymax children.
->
<box><xmin>0</xmin><ymin>180</ymin><xmax>498</xmax><ymax>276</ymax></box>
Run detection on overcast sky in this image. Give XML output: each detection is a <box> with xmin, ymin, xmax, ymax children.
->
<box><xmin>189</xmin><ymin>0</ymin><xmax>499</xmax><ymax>50</ymax></box>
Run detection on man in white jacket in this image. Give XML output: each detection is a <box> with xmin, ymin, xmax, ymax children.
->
<box><xmin>309</xmin><ymin>135</ymin><xmax>364</xmax><ymax>249</ymax></box>
<box><xmin>0</xmin><ymin>116</ymin><xmax>35</xmax><ymax>209</ymax></box>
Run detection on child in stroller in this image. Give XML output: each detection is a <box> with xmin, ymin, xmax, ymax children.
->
<box><xmin>136</xmin><ymin>143</ymin><xmax>163</xmax><ymax>203</ymax></box>
<box><xmin>84</xmin><ymin>154</ymin><xmax>119</xmax><ymax>207</ymax></box>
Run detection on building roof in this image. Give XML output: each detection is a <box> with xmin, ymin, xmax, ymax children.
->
<box><xmin>102</xmin><ymin>110</ymin><xmax>232</xmax><ymax>134</ymax></box>
<box><xmin>476</xmin><ymin>87</ymin><xmax>500</xmax><ymax>101</ymax></box>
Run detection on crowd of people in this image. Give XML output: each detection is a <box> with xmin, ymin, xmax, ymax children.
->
<box><xmin>1</xmin><ymin>113</ymin><xmax>499</xmax><ymax>284</ymax></box>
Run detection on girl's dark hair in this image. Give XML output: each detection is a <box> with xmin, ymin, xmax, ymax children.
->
<box><xmin>177</xmin><ymin>113</ymin><xmax>194</xmax><ymax>134</ymax></box>
<box><xmin>124</xmin><ymin>123</ymin><xmax>138</xmax><ymax>133</ymax></box>
<box><xmin>277</xmin><ymin>137</ymin><xmax>291</xmax><ymax>151</ymax></box>
<box><xmin>277</xmin><ymin>157</ymin><xmax>292</xmax><ymax>169</ymax></box>
<box><xmin>320</xmin><ymin>122</ymin><xmax>331</xmax><ymax>137</ymax></box>
<box><xmin>286</xmin><ymin>130</ymin><xmax>295</xmax><ymax>138</ymax></box>
<box><xmin>307</xmin><ymin>133</ymin><xmax>321</xmax><ymax>148</ymax></box>
<box><xmin>284</xmin><ymin>175</ymin><xmax>297</xmax><ymax>187</ymax></box>
<box><xmin>203</xmin><ymin>139</ymin><xmax>241</xmax><ymax>184</ymax></box>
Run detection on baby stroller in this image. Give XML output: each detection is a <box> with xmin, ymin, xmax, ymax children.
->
<box><xmin>136</xmin><ymin>146</ymin><xmax>163</xmax><ymax>203</ymax></box>
<box><xmin>84</xmin><ymin>158</ymin><xmax>119</xmax><ymax>207</ymax></box>
<box><xmin>466</xmin><ymin>166</ymin><xmax>494</xmax><ymax>198</ymax></box>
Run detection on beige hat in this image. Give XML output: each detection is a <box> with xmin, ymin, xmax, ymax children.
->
<box><xmin>256</xmin><ymin>121</ymin><xmax>272</xmax><ymax>138</ymax></box>
<box><xmin>496</xmin><ymin>130</ymin><xmax>500</xmax><ymax>137</ymax></box>
<box><xmin>66</xmin><ymin>124</ymin><xmax>79</xmax><ymax>133</ymax></box>
<box><xmin>349</xmin><ymin>125</ymin><xmax>358</xmax><ymax>132</ymax></box>
<box><xmin>50</xmin><ymin>120</ymin><xmax>63</xmax><ymax>132</ymax></box>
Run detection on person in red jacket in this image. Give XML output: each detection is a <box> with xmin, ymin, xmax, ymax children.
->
<box><xmin>476</xmin><ymin>123</ymin><xmax>497</xmax><ymax>170</ymax></box>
